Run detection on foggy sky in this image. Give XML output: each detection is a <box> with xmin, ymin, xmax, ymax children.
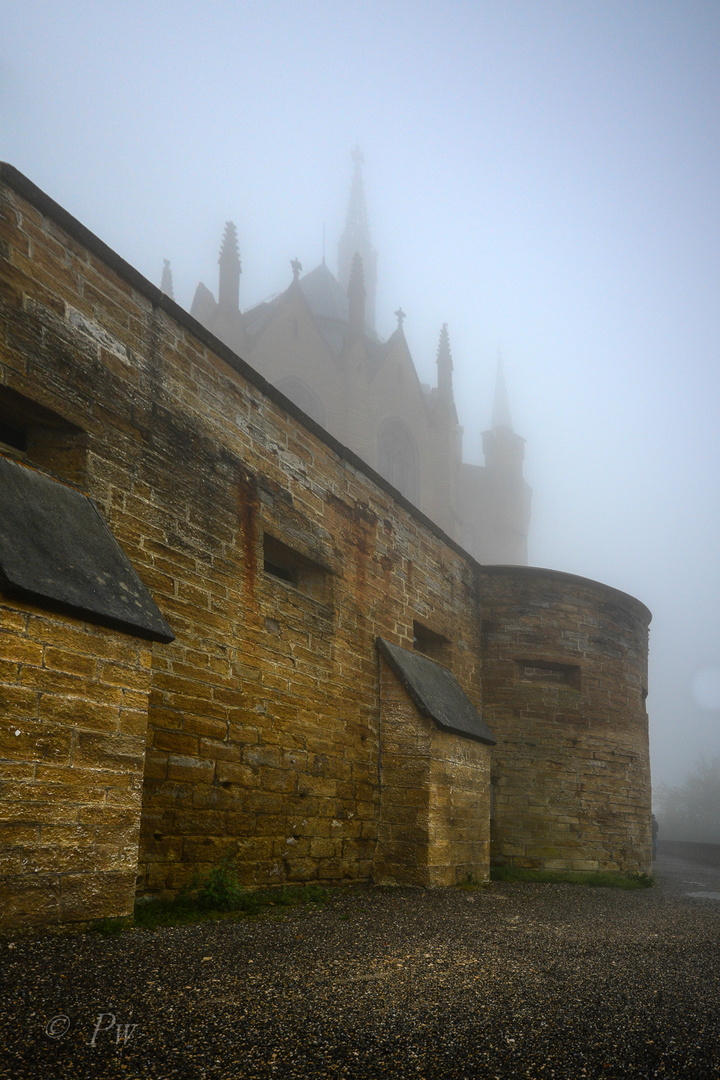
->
<box><xmin>4</xmin><ymin>0</ymin><xmax>720</xmax><ymax>792</ymax></box>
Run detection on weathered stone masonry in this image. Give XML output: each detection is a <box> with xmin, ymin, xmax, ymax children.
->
<box><xmin>0</xmin><ymin>164</ymin><xmax>652</xmax><ymax>933</ymax></box>
<box><xmin>479</xmin><ymin>567</ymin><xmax>651</xmax><ymax>873</ymax></box>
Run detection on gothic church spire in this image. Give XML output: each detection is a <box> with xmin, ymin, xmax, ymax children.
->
<box><xmin>347</xmin><ymin>252</ymin><xmax>366</xmax><ymax>334</ymax></box>
<box><xmin>483</xmin><ymin>353</ymin><xmax>524</xmax><ymax>479</ymax></box>
<box><xmin>338</xmin><ymin>147</ymin><xmax>377</xmax><ymax>334</ymax></box>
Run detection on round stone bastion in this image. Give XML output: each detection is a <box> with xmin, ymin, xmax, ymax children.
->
<box><xmin>477</xmin><ymin>565</ymin><xmax>652</xmax><ymax>874</ymax></box>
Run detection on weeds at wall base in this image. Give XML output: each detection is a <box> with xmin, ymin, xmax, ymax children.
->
<box><xmin>490</xmin><ymin>866</ymin><xmax>655</xmax><ymax>889</ymax></box>
<box><xmin>87</xmin><ymin>861</ymin><xmax>655</xmax><ymax>937</ymax></box>
<box><xmin>86</xmin><ymin>857</ymin><xmax>330</xmax><ymax>935</ymax></box>
<box><xmin>130</xmin><ymin>885</ymin><xmax>329</xmax><ymax>932</ymax></box>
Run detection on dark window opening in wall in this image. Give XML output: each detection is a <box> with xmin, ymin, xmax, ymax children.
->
<box><xmin>264</xmin><ymin>559</ymin><xmax>295</xmax><ymax>585</ymax></box>
<box><xmin>263</xmin><ymin>534</ymin><xmax>330</xmax><ymax>603</ymax></box>
<box><xmin>0</xmin><ymin>419</ymin><xmax>27</xmax><ymax>454</ymax></box>
<box><xmin>0</xmin><ymin>386</ymin><xmax>87</xmax><ymax>486</ymax></box>
<box><xmin>517</xmin><ymin>659</ymin><xmax>581</xmax><ymax>691</ymax></box>
<box><xmin>413</xmin><ymin>620</ymin><xmax>451</xmax><ymax>664</ymax></box>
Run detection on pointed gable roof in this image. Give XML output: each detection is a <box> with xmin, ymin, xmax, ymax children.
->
<box><xmin>299</xmin><ymin>262</ymin><xmax>348</xmax><ymax>322</ymax></box>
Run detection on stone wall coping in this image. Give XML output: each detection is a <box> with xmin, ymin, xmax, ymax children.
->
<box><xmin>478</xmin><ymin>564</ymin><xmax>652</xmax><ymax>624</ymax></box>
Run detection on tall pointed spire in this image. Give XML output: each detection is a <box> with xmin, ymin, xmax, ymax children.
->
<box><xmin>218</xmin><ymin>221</ymin><xmax>241</xmax><ymax>314</ymax></box>
<box><xmin>436</xmin><ymin>323</ymin><xmax>454</xmax><ymax>406</ymax></box>
<box><xmin>338</xmin><ymin>147</ymin><xmax>377</xmax><ymax>334</ymax></box>
<box><xmin>483</xmin><ymin>352</ymin><xmax>524</xmax><ymax>479</ymax></box>
<box><xmin>492</xmin><ymin>352</ymin><xmax>513</xmax><ymax>430</ymax></box>
<box><xmin>481</xmin><ymin>352</ymin><xmax>529</xmax><ymax>562</ymax></box>
<box><xmin>347</xmin><ymin>252</ymin><xmax>366</xmax><ymax>334</ymax></box>
<box><xmin>160</xmin><ymin>259</ymin><xmax>174</xmax><ymax>299</ymax></box>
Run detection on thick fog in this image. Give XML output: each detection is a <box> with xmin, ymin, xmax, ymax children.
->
<box><xmin>4</xmin><ymin>1</ymin><xmax>720</xmax><ymax>794</ymax></box>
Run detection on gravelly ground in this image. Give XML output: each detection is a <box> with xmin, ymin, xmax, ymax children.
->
<box><xmin>1</xmin><ymin>855</ymin><xmax>719</xmax><ymax>1079</ymax></box>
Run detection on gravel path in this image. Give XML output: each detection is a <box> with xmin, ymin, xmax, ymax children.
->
<box><xmin>1</xmin><ymin>855</ymin><xmax>719</xmax><ymax>1079</ymax></box>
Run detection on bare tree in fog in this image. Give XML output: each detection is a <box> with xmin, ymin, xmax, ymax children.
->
<box><xmin>655</xmin><ymin>757</ymin><xmax>720</xmax><ymax>844</ymax></box>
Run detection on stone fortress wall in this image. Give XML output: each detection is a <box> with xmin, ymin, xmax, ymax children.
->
<box><xmin>0</xmin><ymin>165</ymin><xmax>652</xmax><ymax>934</ymax></box>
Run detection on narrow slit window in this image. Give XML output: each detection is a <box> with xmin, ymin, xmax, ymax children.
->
<box><xmin>264</xmin><ymin>559</ymin><xmax>296</xmax><ymax>585</ymax></box>
<box><xmin>413</xmin><ymin>620</ymin><xmax>451</xmax><ymax>664</ymax></box>
<box><xmin>0</xmin><ymin>387</ymin><xmax>87</xmax><ymax>485</ymax></box>
<box><xmin>0</xmin><ymin>419</ymin><xmax>27</xmax><ymax>453</ymax></box>
<box><xmin>262</xmin><ymin>534</ymin><xmax>330</xmax><ymax>602</ymax></box>
<box><xmin>517</xmin><ymin>659</ymin><xmax>581</xmax><ymax>691</ymax></box>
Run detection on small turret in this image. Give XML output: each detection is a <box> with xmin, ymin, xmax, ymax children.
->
<box><xmin>160</xmin><ymin>259</ymin><xmax>174</xmax><ymax>299</ymax></box>
<box><xmin>483</xmin><ymin>356</ymin><xmax>525</xmax><ymax>475</ymax></box>
<box><xmin>436</xmin><ymin>323</ymin><xmax>454</xmax><ymax>408</ymax></box>
<box><xmin>473</xmin><ymin>354</ymin><xmax>531</xmax><ymax>564</ymax></box>
<box><xmin>218</xmin><ymin>221</ymin><xmax>241</xmax><ymax>314</ymax></box>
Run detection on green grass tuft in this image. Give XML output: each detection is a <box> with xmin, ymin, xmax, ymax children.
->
<box><xmin>490</xmin><ymin>866</ymin><xmax>654</xmax><ymax>889</ymax></box>
<box><xmin>88</xmin><ymin>916</ymin><xmax>128</xmax><ymax>936</ymax></box>
<box><xmin>132</xmin><ymin>859</ymin><xmax>329</xmax><ymax>930</ymax></box>
<box><xmin>457</xmin><ymin>871</ymin><xmax>492</xmax><ymax>890</ymax></box>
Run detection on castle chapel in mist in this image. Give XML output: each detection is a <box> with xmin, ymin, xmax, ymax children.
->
<box><xmin>0</xmin><ymin>162</ymin><xmax>652</xmax><ymax>932</ymax></box>
<box><xmin>185</xmin><ymin>151</ymin><xmax>531</xmax><ymax>565</ymax></box>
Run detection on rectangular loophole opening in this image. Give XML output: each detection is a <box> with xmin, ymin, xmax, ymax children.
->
<box><xmin>0</xmin><ymin>419</ymin><xmax>27</xmax><ymax>453</ymax></box>
<box><xmin>413</xmin><ymin>620</ymin><xmax>451</xmax><ymax>664</ymax></box>
<box><xmin>517</xmin><ymin>659</ymin><xmax>581</xmax><ymax>691</ymax></box>
<box><xmin>0</xmin><ymin>386</ymin><xmax>87</xmax><ymax>486</ymax></box>
<box><xmin>263</xmin><ymin>534</ymin><xmax>330</xmax><ymax>602</ymax></box>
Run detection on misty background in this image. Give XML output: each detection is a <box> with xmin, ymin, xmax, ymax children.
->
<box><xmin>3</xmin><ymin>1</ymin><xmax>719</xmax><ymax>802</ymax></box>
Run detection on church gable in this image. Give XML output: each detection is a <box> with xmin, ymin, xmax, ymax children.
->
<box><xmin>184</xmin><ymin>152</ymin><xmax>530</xmax><ymax>566</ymax></box>
<box><xmin>366</xmin><ymin>330</ymin><xmax>430</xmax><ymax>420</ymax></box>
<box><xmin>242</xmin><ymin>279</ymin><xmax>344</xmax><ymax>436</ymax></box>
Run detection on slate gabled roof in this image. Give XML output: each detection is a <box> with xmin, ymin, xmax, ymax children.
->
<box><xmin>0</xmin><ymin>455</ymin><xmax>174</xmax><ymax>642</ymax></box>
<box><xmin>377</xmin><ymin>637</ymin><xmax>495</xmax><ymax>745</ymax></box>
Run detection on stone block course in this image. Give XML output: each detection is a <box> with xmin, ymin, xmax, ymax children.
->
<box><xmin>0</xmin><ymin>599</ymin><xmax>153</xmax><ymax>930</ymax></box>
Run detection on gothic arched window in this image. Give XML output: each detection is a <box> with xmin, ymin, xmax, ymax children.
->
<box><xmin>275</xmin><ymin>378</ymin><xmax>326</xmax><ymax>428</ymax></box>
<box><xmin>377</xmin><ymin>417</ymin><xmax>419</xmax><ymax>505</ymax></box>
